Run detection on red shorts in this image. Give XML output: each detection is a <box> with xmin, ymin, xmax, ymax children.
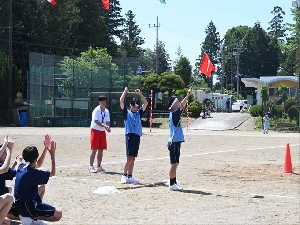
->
<box><xmin>90</xmin><ymin>129</ymin><xmax>107</xmax><ymax>150</ymax></box>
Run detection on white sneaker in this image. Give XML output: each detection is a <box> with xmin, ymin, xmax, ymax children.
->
<box><xmin>97</xmin><ymin>166</ymin><xmax>106</xmax><ymax>172</ymax></box>
<box><xmin>169</xmin><ymin>183</ymin><xmax>183</xmax><ymax>191</ymax></box>
<box><xmin>34</xmin><ymin>220</ymin><xmax>48</xmax><ymax>225</ymax></box>
<box><xmin>121</xmin><ymin>175</ymin><xmax>128</xmax><ymax>184</ymax></box>
<box><xmin>127</xmin><ymin>176</ymin><xmax>139</xmax><ymax>184</ymax></box>
<box><xmin>19</xmin><ymin>215</ymin><xmax>34</xmax><ymax>225</ymax></box>
<box><xmin>89</xmin><ymin>166</ymin><xmax>97</xmax><ymax>173</ymax></box>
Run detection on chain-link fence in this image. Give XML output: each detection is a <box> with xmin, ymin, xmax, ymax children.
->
<box><xmin>28</xmin><ymin>52</ymin><xmax>144</xmax><ymax>127</ymax></box>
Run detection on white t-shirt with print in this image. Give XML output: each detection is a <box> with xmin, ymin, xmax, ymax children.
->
<box><xmin>90</xmin><ymin>106</ymin><xmax>110</xmax><ymax>131</ymax></box>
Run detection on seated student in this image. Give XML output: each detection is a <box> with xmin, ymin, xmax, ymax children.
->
<box><xmin>0</xmin><ymin>136</ymin><xmax>15</xmax><ymax>225</ymax></box>
<box><xmin>7</xmin><ymin>135</ymin><xmax>52</xmax><ymax>223</ymax></box>
<box><xmin>13</xmin><ymin>136</ymin><xmax>62</xmax><ymax>225</ymax></box>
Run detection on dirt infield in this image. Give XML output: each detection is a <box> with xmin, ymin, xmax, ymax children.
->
<box><xmin>2</xmin><ymin>127</ymin><xmax>299</xmax><ymax>225</ymax></box>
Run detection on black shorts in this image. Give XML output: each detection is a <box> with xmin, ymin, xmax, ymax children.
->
<box><xmin>13</xmin><ymin>195</ymin><xmax>55</xmax><ymax>219</ymax></box>
<box><xmin>125</xmin><ymin>133</ymin><xmax>140</xmax><ymax>157</ymax></box>
<box><xmin>168</xmin><ymin>142</ymin><xmax>181</xmax><ymax>164</ymax></box>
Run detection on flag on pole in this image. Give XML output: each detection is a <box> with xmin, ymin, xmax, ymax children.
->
<box><xmin>47</xmin><ymin>0</ymin><xmax>56</xmax><ymax>5</ymax></box>
<box><xmin>102</xmin><ymin>0</ymin><xmax>110</xmax><ymax>10</ymax></box>
<box><xmin>159</xmin><ymin>0</ymin><xmax>166</xmax><ymax>4</ymax></box>
<box><xmin>199</xmin><ymin>52</ymin><xmax>216</xmax><ymax>78</ymax></box>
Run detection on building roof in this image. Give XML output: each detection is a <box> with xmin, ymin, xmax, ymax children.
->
<box><xmin>241</xmin><ymin>76</ymin><xmax>298</xmax><ymax>88</ymax></box>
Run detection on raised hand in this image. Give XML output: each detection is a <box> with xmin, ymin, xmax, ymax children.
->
<box><xmin>135</xmin><ymin>89</ymin><xmax>142</xmax><ymax>96</ymax></box>
<box><xmin>124</xmin><ymin>87</ymin><xmax>129</xmax><ymax>94</ymax></box>
<box><xmin>15</xmin><ymin>155</ymin><xmax>23</xmax><ymax>164</ymax></box>
<box><xmin>6</xmin><ymin>136</ymin><xmax>14</xmax><ymax>150</ymax></box>
<box><xmin>44</xmin><ymin>134</ymin><xmax>51</xmax><ymax>150</ymax></box>
<box><xmin>48</xmin><ymin>141</ymin><xmax>56</xmax><ymax>155</ymax></box>
<box><xmin>2</xmin><ymin>135</ymin><xmax>9</xmax><ymax>148</ymax></box>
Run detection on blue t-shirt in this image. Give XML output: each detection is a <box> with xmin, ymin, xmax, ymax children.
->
<box><xmin>169</xmin><ymin>107</ymin><xmax>184</xmax><ymax>142</ymax></box>
<box><xmin>14</xmin><ymin>163</ymin><xmax>50</xmax><ymax>202</ymax></box>
<box><xmin>122</xmin><ymin>107</ymin><xmax>144</xmax><ymax>136</ymax></box>
<box><xmin>0</xmin><ymin>163</ymin><xmax>16</xmax><ymax>195</ymax></box>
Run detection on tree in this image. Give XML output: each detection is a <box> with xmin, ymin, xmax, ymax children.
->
<box><xmin>158</xmin><ymin>72</ymin><xmax>185</xmax><ymax>96</ymax></box>
<box><xmin>278</xmin><ymin>84</ymin><xmax>288</xmax><ymax>113</ymax></box>
<box><xmin>0</xmin><ymin>52</ymin><xmax>23</xmax><ymax>109</ymax></box>
<box><xmin>155</xmin><ymin>41</ymin><xmax>171</xmax><ymax>75</ymax></box>
<box><xmin>278</xmin><ymin>39</ymin><xmax>296</xmax><ymax>75</ymax></box>
<box><xmin>261</xmin><ymin>83</ymin><xmax>269</xmax><ymax>112</ymax></box>
<box><xmin>174</xmin><ymin>56</ymin><xmax>192</xmax><ymax>86</ymax></box>
<box><xmin>141</xmin><ymin>73</ymin><xmax>160</xmax><ymax>93</ymax></box>
<box><xmin>59</xmin><ymin>46</ymin><xmax>118</xmax><ymax>97</ymax></box>
<box><xmin>139</xmin><ymin>48</ymin><xmax>155</xmax><ymax>74</ymax></box>
<box><xmin>268</xmin><ymin>6</ymin><xmax>287</xmax><ymax>42</ymax></box>
<box><xmin>194</xmin><ymin>21</ymin><xmax>221</xmax><ymax>89</ymax></box>
<box><xmin>120</xmin><ymin>10</ymin><xmax>145</xmax><ymax>58</ymax></box>
<box><xmin>223</xmin><ymin>23</ymin><xmax>281</xmax><ymax>100</ymax></box>
<box><xmin>190</xmin><ymin>76</ymin><xmax>209</xmax><ymax>90</ymax></box>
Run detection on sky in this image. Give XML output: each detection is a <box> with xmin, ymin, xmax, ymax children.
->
<box><xmin>119</xmin><ymin>0</ymin><xmax>296</xmax><ymax>69</ymax></box>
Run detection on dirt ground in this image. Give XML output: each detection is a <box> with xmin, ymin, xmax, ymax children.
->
<box><xmin>1</xmin><ymin>126</ymin><xmax>299</xmax><ymax>225</ymax></box>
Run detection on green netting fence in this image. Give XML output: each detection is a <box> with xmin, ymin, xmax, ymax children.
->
<box><xmin>28</xmin><ymin>52</ymin><xmax>146</xmax><ymax>127</ymax></box>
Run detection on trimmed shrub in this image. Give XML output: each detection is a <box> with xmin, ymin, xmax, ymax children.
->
<box><xmin>188</xmin><ymin>101</ymin><xmax>203</xmax><ymax>118</ymax></box>
<box><xmin>249</xmin><ymin>104</ymin><xmax>262</xmax><ymax>117</ymax></box>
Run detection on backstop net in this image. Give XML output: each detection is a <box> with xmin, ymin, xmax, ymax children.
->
<box><xmin>28</xmin><ymin>52</ymin><xmax>145</xmax><ymax>127</ymax></box>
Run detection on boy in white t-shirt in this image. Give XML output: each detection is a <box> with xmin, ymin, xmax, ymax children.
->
<box><xmin>89</xmin><ymin>95</ymin><xmax>111</xmax><ymax>173</ymax></box>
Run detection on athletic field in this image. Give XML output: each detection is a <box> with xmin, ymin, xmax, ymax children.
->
<box><xmin>2</xmin><ymin>126</ymin><xmax>299</xmax><ymax>225</ymax></box>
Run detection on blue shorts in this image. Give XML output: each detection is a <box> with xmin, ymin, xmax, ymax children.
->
<box><xmin>14</xmin><ymin>195</ymin><xmax>55</xmax><ymax>219</ymax></box>
<box><xmin>169</xmin><ymin>142</ymin><xmax>181</xmax><ymax>164</ymax></box>
<box><xmin>125</xmin><ymin>133</ymin><xmax>140</xmax><ymax>157</ymax></box>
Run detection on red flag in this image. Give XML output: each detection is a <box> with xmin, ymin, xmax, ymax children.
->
<box><xmin>47</xmin><ymin>0</ymin><xmax>56</xmax><ymax>5</ymax></box>
<box><xmin>199</xmin><ymin>52</ymin><xmax>216</xmax><ymax>78</ymax></box>
<box><xmin>102</xmin><ymin>0</ymin><xmax>110</xmax><ymax>10</ymax></box>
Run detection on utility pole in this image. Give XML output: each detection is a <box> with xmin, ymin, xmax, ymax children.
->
<box><xmin>149</xmin><ymin>16</ymin><xmax>160</xmax><ymax>74</ymax></box>
<box><xmin>221</xmin><ymin>45</ymin><xmax>225</xmax><ymax>94</ymax></box>
<box><xmin>233</xmin><ymin>45</ymin><xmax>242</xmax><ymax>99</ymax></box>
<box><xmin>8</xmin><ymin>0</ymin><xmax>13</xmax><ymax>122</ymax></box>
<box><xmin>228</xmin><ymin>57</ymin><xmax>234</xmax><ymax>96</ymax></box>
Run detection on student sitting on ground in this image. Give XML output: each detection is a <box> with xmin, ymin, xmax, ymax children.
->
<box><xmin>7</xmin><ymin>135</ymin><xmax>52</xmax><ymax>224</ymax></box>
<box><xmin>13</xmin><ymin>136</ymin><xmax>62</xmax><ymax>225</ymax></box>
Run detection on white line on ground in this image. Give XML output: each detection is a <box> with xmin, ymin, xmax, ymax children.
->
<box><xmin>56</xmin><ymin>144</ymin><xmax>299</xmax><ymax>169</ymax></box>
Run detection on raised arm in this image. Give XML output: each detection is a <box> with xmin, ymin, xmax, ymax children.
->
<box><xmin>180</xmin><ymin>87</ymin><xmax>192</xmax><ymax>111</ymax></box>
<box><xmin>48</xmin><ymin>140</ymin><xmax>56</xmax><ymax>177</ymax></box>
<box><xmin>120</xmin><ymin>87</ymin><xmax>129</xmax><ymax>110</ymax></box>
<box><xmin>135</xmin><ymin>89</ymin><xmax>148</xmax><ymax>112</ymax></box>
<box><xmin>0</xmin><ymin>138</ymin><xmax>14</xmax><ymax>174</ymax></box>
<box><xmin>36</xmin><ymin>134</ymin><xmax>51</xmax><ymax>168</ymax></box>
<box><xmin>0</xmin><ymin>135</ymin><xmax>9</xmax><ymax>158</ymax></box>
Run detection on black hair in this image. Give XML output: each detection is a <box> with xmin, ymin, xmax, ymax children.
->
<box><xmin>98</xmin><ymin>95</ymin><xmax>107</xmax><ymax>101</ymax></box>
<box><xmin>130</xmin><ymin>98</ymin><xmax>139</xmax><ymax>106</ymax></box>
<box><xmin>0</xmin><ymin>144</ymin><xmax>2</xmax><ymax>148</ymax></box>
<box><xmin>168</xmin><ymin>96</ymin><xmax>177</xmax><ymax>107</ymax></box>
<box><xmin>22</xmin><ymin>145</ymin><xmax>39</xmax><ymax>163</ymax></box>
